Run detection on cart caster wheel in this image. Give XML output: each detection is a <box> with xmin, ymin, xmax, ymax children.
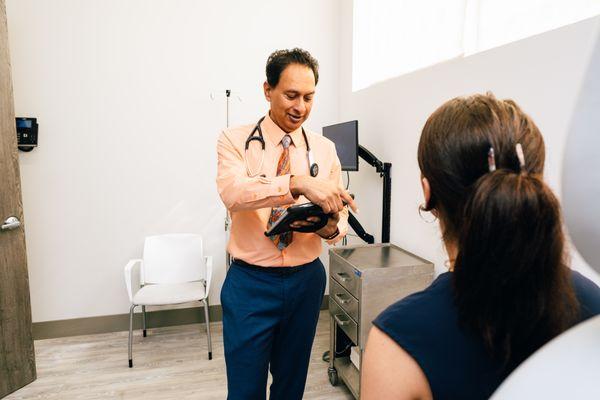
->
<box><xmin>328</xmin><ymin>367</ymin><xmax>339</xmax><ymax>386</ymax></box>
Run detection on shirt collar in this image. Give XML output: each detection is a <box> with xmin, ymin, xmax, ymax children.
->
<box><xmin>262</xmin><ymin>113</ymin><xmax>305</xmax><ymax>148</ymax></box>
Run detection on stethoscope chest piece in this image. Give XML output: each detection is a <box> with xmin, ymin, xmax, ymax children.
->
<box><xmin>310</xmin><ymin>163</ymin><xmax>319</xmax><ymax>177</ymax></box>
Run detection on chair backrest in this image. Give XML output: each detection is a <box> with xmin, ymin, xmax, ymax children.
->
<box><xmin>142</xmin><ymin>234</ymin><xmax>204</xmax><ymax>284</ymax></box>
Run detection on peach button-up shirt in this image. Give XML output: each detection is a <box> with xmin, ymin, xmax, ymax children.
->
<box><xmin>216</xmin><ymin>114</ymin><xmax>348</xmax><ymax>267</ymax></box>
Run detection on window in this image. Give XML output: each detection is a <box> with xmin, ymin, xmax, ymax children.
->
<box><xmin>353</xmin><ymin>0</ymin><xmax>600</xmax><ymax>91</ymax></box>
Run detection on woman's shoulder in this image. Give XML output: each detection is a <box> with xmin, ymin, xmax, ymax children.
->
<box><xmin>371</xmin><ymin>272</ymin><xmax>471</xmax><ymax>398</ymax></box>
<box><xmin>373</xmin><ymin>272</ymin><xmax>455</xmax><ymax>335</ymax></box>
<box><xmin>571</xmin><ymin>270</ymin><xmax>600</xmax><ymax>320</ymax></box>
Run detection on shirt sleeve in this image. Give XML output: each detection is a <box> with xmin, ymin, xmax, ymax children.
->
<box><xmin>326</xmin><ymin>144</ymin><xmax>349</xmax><ymax>245</ymax></box>
<box><xmin>216</xmin><ymin>131</ymin><xmax>296</xmax><ymax>211</ymax></box>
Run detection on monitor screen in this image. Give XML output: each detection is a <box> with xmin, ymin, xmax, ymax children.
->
<box><xmin>323</xmin><ymin>120</ymin><xmax>359</xmax><ymax>171</ymax></box>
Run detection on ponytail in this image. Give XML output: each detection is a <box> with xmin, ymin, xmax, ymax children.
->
<box><xmin>453</xmin><ymin>169</ymin><xmax>578</xmax><ymax>369</ymax></box>
<box><xmin>418</xmin><ymin>93</ymin><xmax>581</xmax><ymax>370</ymax></box>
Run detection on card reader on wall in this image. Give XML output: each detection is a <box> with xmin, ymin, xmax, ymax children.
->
<box><xmin>16</xmin><ymin>117</ymin><xmax>38</xmax><ymax>152</ymax></box>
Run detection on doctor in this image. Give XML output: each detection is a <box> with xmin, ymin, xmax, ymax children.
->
<box><xmin>216</xmin><ymin>48</ymin><xmax>358</xmax><ymax>400</ymax></box>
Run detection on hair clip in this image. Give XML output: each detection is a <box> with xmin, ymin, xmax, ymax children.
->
<box><xmin>488</xmin><ymin>147</ymin><xmax>497</xmax><ymax>172</ymax></box>
<box><xmin>515</xmin><ymin>143</ymin><xmax>526</xmax><ymax>170</ymax></box>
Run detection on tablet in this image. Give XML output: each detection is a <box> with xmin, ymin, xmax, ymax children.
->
<box><xmin>264</xmin><ymin>202</ymin><xmax>329</xmax><ymax>237</ymax></box>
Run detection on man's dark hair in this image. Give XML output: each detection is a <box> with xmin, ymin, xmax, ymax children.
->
<box><xmin>266</xmin><ymin>48</ymin><xmax>319</xmax><ymax>87</ymax></box>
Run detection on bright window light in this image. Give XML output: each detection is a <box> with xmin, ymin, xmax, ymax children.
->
<box><xmin>472</xmin><ymin>0</ymin><xmax>600</xmax><ymax>54</ymax></box>
<box><xmin>353</xmin><ymin>0</ymin><xmax>600</xmax><ymax>92</ymax></box>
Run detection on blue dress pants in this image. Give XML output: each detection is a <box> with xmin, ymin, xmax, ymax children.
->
<box><xmin>221</xmin><ymin>258</ymin><xmax>326</xmax><ymax>400</ymax></box>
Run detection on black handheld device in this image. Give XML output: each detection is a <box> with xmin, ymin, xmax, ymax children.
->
<box><xmin>264</xmin><ymin>203</ymin><xmax>329</xmax><ymax>237</ymax></box>
<box><xmin>16</xmin><ymin>117</ymin><xmax>38</xmax><ymax>152</ymax></box>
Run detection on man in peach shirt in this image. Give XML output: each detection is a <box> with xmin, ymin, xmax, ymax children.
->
<box><xmin>216</xmin><ymin>48</ymin><xmax>357</xmax><ymax>400</ymax></box>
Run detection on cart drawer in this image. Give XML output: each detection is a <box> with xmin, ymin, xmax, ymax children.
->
<box><xmin>329</xmin><ymin>297</ymin><xmax>358</xmax><ymax>345</ymax></box>
<box><xmin>330</xmin><ymin>255</ymin><xmax>360</xmax><ymax>298</ymax></box>
<box><xmin>330</xmin><ymin>278</ymin><xmax>359</xmax><ymax>322</ymax></box>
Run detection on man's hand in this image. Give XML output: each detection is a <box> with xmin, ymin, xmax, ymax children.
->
<box><xmin>288</xmin><ymin>212</ymin><xmax>340</xmax><ymax>239</ymax></box>
<box><xmin>290</xmin><ymin>175</ymin><xmax>358</xmax><ymax>214</ymax></box>
<box><xmin>315</xmin><ymin>212</ymin><xmax>340</xmax><ymax>239</ymax></box>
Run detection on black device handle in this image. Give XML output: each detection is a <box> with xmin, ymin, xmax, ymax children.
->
<box><xmin>348</xmin><ymin>213</ymin><xmax>375</xmax><ymax>244</ymax></box>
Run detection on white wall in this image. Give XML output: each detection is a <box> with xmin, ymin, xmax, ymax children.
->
<box><xmin>339</xmin><ymin>1</ymin><xmax>600</xmax><ymax>284</ymax></box>
<box><xmin>9</xmin><ymin>1</ymin><xmax>598</xmax><ymax>324</ymax></box>
<box><xmin>6</xmin><ymin>0</ymin><xmax>342</xmax><ymax>322</ymax></box>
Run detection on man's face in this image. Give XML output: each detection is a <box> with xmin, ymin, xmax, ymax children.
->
<box><xmin>264</xmin><ymin>63</ymin><xmax>316</xmax><ymax>133</ymax></box>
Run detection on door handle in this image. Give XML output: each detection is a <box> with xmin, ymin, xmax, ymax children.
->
<box><xmin>335</xmin><ymin>293</ymin><xmax>351</xmax><ymax>305</ymax></box>
<box><xmin>336</xmin><ymin>272</ymin><xmax>351</xmax><ymax>282</ymax></box>
<box><xmin>1</xmin><ymin>216</ymin><xmax>21</xmax><ymax>231</ymax></box>
<box><xmin>334</xmin><ymin>314</ymin><xmax>350</xmax><ymax>327</ymax></box>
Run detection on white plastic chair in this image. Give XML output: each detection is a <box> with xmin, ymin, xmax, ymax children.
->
<box><xmin>123</xmin><ymin>234</ymin><xmax>213</xmax><ymax>367</ymax></box>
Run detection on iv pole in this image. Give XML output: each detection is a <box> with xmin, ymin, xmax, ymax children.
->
<box><xmin>224</xmin><ymin>90</ymin><xmax>232</xmax><ymax>268</ymax></box>
<box><xmin>211</xmin><ymin>89</ymin><xmax>237</xmax><ymax>268</ymax></box>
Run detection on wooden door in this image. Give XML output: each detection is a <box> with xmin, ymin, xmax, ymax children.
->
<box><xmin>0</xmin><ymin>0</ymin><xmax>36</xmax><ymax>397</ymax></box>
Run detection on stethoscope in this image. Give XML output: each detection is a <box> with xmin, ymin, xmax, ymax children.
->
<box><xmin>245</xmin><ymin>116</ymin><xmax>319</xmax><ymax>178</ymax></box>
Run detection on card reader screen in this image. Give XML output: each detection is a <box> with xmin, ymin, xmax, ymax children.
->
<box><xmin>17</xmin><ymin>119</ymin><xmax>32</xmax><ymax>129</ymax></box>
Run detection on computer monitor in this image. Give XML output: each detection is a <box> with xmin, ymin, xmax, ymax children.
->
<box><xmin>323</xmin><ymin>120</ymin><xmax>359</xmax><ymax>171</ymax></box>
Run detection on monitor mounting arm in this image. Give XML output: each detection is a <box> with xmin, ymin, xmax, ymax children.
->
<box><xmin>348</xmin><ymin>145</ymin><xmax>392</xmax><ymax>243</ymax></box>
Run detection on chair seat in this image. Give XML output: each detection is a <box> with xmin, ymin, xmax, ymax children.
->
<box><xmin>133</xmin><ymin>281</ymin><xmax>206</xmax><ymax>305</ymax></box>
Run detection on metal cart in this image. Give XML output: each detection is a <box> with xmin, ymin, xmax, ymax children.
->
<box><xmin>327</xmin><ymin>243</ymin><xmax>434</xmax><ymax>398</ymax></box>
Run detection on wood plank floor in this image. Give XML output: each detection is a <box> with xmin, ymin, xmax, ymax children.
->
<box><xmin>6</xmin><ymin>311</ymin><xmax>354</xmax><ymax>399</ymax></box>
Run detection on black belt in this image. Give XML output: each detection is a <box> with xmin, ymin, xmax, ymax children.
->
<box><xmin>231</xmin><ymin>258</ymin><xmax>313</xmax><ymax>274</ymax></box>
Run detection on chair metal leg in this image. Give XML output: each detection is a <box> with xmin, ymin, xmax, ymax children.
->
<box><xmin>128</xmin><ymin>304</ymin><xmax>136</xmax><ymax>368</ymax></box>
<box><xmin>142</xmin><ymin>305</ymin><xmax>147</xmax><ymax>337</ymax></box>
<box><xmin>202</xmin><ymin>298</ymin><xmax>212</xmax><ymax>360</ymax></box>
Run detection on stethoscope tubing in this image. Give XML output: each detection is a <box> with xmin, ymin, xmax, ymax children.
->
<box><xmin>245</xmin><ymin>116</ymin><xmax>318</xmax><ymax>178</ymax></box>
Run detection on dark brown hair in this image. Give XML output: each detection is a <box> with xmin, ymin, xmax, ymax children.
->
<box><xmin>266</xmin><ymin>48</ymin><xmax>319</xmax><ymax>88</ymax></box>
<box><xmin>417</xmin><ymin>93</ymin><xmax>579</xmax><ymax>369</ymax></box>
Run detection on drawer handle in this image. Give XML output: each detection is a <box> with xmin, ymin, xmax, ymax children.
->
<box><xmin>334</xmin><ymin>314</ymin><xmax>350</xmax><ymax>327</ymax></box>
<box><xmin>335</xmin><ymin>293</ymin><xmax>351</xmax><ymax>305</ymax></box>
<box><xmin>336</xmin><ymin>272</ymin><xmax>352</xmax><ymax>282</ymax></box>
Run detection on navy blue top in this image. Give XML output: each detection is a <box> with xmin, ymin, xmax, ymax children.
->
<box><xmin>372</xmin><ymin>271</ymin><xmax>600</xmax><ymax>400</ymax></box>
